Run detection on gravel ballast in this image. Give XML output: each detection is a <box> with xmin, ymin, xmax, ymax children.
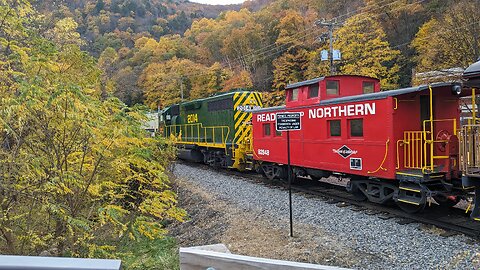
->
<box><xmin>172</xmin><ymin>163</ymin><xmax>480</xmax><ymax>269</ymax></box>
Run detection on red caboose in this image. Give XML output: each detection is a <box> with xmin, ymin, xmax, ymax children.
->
<box><xmin>252</xmin><ymin>75</ymin><xmax>468</xmax><ymax>212</ymax></box>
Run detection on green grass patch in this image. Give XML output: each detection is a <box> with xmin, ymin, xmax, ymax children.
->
<box><xmin>118</xmin><ymin>236</ymin><xmax>179</xmax><ymax>270</ymax></box>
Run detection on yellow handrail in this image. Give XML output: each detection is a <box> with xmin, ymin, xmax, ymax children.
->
<box><xmin>473</xmin><ymin>88</ymin><xmax>476</xmax><ymax>125</ymax></box>
<box><xmin>396</xmin><ymin>131</ymin><xmax>424</xmax><ymax>170</ymax></box>
<box><xmin>368</xmin><ymin>139</ymin><xmax>390</xmax><ymax>174</ymax></box>
<box><xmin>396</xmin><ymin>85</ymin><xmax>457</xmax><ymax>172</ymax></box>
<box><xmin>165</xmin><ymin>123</ymin><xmax>230</xmax><ymax>147</ymax></box>
<box><xmin>421</xmin><ymin>118</ymin><xmax>457</xmax><ymax>173</ymax></box>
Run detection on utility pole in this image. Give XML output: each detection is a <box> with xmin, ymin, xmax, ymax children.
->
<box><xmin>315</xmin><ymin>18</ymin><xmax>343</xmax><ymax>75</ymax></box>
<box><xmin>180</xmin><ymin>78</ymin><xmax>184</xmax><ymax>102</ymax></box>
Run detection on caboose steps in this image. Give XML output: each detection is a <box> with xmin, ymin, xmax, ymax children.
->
<box><xmin>396</xmin><ymin>169</ymin><xmax>446</xmax><ymax>183</ymax></box>
<box><xmin>395</xmin><ymin>182</ymin><xmax>428</xmax><ymax>213</ymax></box>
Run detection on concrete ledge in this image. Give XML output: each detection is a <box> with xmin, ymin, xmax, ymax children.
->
<box><xmin>0</xmin><ymin>255</ymin><xmax>121</xmax><ymax>270</ymax></box>
<box><xmin>180</xmin><ymin>244</ymin><xmax>351</xmax><ymax>270</ymax></box>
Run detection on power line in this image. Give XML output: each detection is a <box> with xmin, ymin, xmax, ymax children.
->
<box><xmin>145</xmin><ymin>0</ymin><xmax>430</xmax><ymax>100</ymax></box>
<box><xmin>315</xmin><ymin>18</ymin><xmax>343</xmax><ymax>75</ymax></box>
<box><xmin>226</xmin><ymin>0</ymin><xmax>397</xmax><ymax>69</ymax></box>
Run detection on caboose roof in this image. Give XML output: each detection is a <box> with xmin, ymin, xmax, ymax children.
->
<box><xmin>319</xmin><ymin>82</ymin><xmax>457</xmax><ymax>106</ymax></box>
<box><xmin>252</xmin><ymin>82</ymin><xmax>457</xmax><ymax>113</ymax></box>
<box><xmin>285</xmin><ymin>77</ymin><xmax>324</xmax><ymax>90</ymax></box>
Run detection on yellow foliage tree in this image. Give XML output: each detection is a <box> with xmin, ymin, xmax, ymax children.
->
<box><xmin>222</xmin><ymin>70</ymin><xmax>253</xmax><ymax>91</ymax></box>
<box><xmin>335</xmin><ymin>15</ymin><xmax>401</xmax><ymax>90</ymax></box>
<box><xmin>140</xmin><ymin>58</ymin><xmax>230</xmax><ymax>108</ymax></box>
<box><xmin>411</xmin><ymin>0</ymin><xmax>480</xmax><ymax>74</ymax></box>
<box><xmin>272</xmin><ymin>10</ymin><xmax>312</xmax><ymax>91</ymax></box>
<box><xmin>0</xmin><ymin>2</ymin><xmax>184</xmax><ymax>257</ymax></box>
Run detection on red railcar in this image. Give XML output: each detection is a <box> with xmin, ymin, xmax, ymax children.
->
<box><xmin>252</xmin><ymin>75</ymin><xmax>473</xmax><ymax>213</ymax></box>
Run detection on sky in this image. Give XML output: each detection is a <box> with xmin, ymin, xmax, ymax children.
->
<box><xmin>189</xmin><ymin>0</ymin><xmax>245</xmax><ymax>5</ymax></box>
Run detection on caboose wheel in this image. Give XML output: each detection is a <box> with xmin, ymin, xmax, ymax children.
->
<box><xmin>346</xmin><ymin>181</ymin><xmax>367</xmax><ymax>201</ymax></box>
<box><xmin>261</xmin><ymin>164</ymin><xmax>283</xmax><ymax>181</ymax></box>
<box><xmin>434</xmin><ymin>195</ymin><xmax>460</xmax><ymax>208</ymax></box>
<box><xmin>262</xmin><ymin>165</ymin><xmax>276</xmax><ymax>181</ymax></box>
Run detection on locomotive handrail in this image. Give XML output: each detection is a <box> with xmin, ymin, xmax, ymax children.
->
<box><xmin>165</xmin><ymin>123</ymin><xmax>231</xmax><ymax>147</ymax></box>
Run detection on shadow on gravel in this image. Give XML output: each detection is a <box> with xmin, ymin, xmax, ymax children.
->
<box><xmin>167</xmin><ymin>181</ymin><xmax>229</xmax><ymax>247</ymax></box>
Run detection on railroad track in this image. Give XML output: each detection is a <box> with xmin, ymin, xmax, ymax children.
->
<box><xmin>177</xmin><ymin>161</ymin><xmax>480</xmax><ymax>239</ymax></box>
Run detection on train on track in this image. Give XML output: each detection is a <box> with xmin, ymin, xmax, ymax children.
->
<box><xmin>159</xmin><ymin>59</ymin><xmax>480</xmax><ymax>219</ymax></box>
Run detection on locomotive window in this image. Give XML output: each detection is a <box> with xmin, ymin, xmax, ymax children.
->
<box><xmin>208</xmin><ymin>98</ymin><xmax>233</xmax><ymax>112</ymax></box>
<box><xmin>171</xmin><ymin>105</ymin><xmax>180</xmax><ymax>116</ymax></box>
<box><xmin>308</xmin><ymin>84</ymin><xmax>319</xmax><ymax>98</ymax></box>
<box><xmin>349</xmin><ymin>119</ymin><xmax>363</xmax><ymax>137</ymax></box>
<box><xmin>363</xmin><ymin>82</ymin><xmax>375</xmax><ymax>94</ymax></box>
<box><xmin>263</xmin><ymin>123</ymin><xmax>271</xmax><ymax>136</ymax></box>
<box><xmin>326</xmin><ymin>81</ymin><xmax>339</xmax><ymax>95</ymax></box>
<box><xmin>329</xmin><ymin>120</ymin><xmax>341</xmax><ymax>137</ymax></box>
<box><xmin>289</xmin><ymin>88</ymin><xmax>299</xmax><ymax>101</ymax></box>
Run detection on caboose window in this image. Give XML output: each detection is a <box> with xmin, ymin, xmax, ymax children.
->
<box><xmin>329</xmin><ymin>120</ymin><xmax>341</xmax><ymax>137</ymax></box>
<box><xmin>289</xmin><ymin>88</ymin><xmax>299</xmax><ymax>101</ymax></box>
<box><xmin>326</xmin><ymin>81</ymin><xmax>339</xmax><ymax>95</ymax></box>
<box><xmin>308</xmin><ymin>84</ymin><xmax>319</xmax><ymax>98</ymax></box>
<box><xmin>263</xmin><ymin>123</ymin><xmax>271</xmax><ymax>136</ymax></box>
<box><xmin>363</xmin><ymin>82</ymin><xmax>375</xmax><ymax>94</ymax></box>
<box><xmin>349</xmin><ymin>119</ymin><xmax>363</xmax><ymax>137</ymax></box>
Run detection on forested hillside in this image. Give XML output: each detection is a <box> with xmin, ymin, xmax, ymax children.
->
<box><xmin>33</xmin><ymin>0</ymin><xmax>480</xmax><ymax>107</ymax></box>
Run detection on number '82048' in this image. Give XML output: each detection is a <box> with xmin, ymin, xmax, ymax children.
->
<box><xmin>258</xmin><ymin>149</ymin><xmax>269</xmax><ymax>156</ymax></box>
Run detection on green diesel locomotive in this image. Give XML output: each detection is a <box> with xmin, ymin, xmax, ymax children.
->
<box><xmin>160</xmin><ymin>90</ymin><xmax>263</xmax><ymax>171</ymax></box>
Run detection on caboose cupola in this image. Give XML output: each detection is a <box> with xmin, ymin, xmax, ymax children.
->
<box><xmin>285</xmin><ymin>75</ymin><xmax>380</xmax><ymax>108</ymax></box>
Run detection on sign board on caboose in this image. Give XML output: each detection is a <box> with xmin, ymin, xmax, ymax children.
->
<box><xmin>275</xmin><ymin>112</ymin><xmax>301</xmax><ymax>131</ymax></box>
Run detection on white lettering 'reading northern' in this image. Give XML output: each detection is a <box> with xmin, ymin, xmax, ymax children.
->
<box><xmin>308</xmin><ymin>102</ymin><xmax>376</xmax><ymax>119</ymax></box>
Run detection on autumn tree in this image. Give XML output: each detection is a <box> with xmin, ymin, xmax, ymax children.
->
<box><xmin>361</xmin><ymin>0</ymin><xmax>425</xmax><ymax>86</ymax></box>
<box><xmin>0</xmin><ymin>1</ymin><xmax>184</xmax><ymax>258</ymax></box>
<box><xmin>334</xmin><ymin>14</ymin><xmax>401</xmax><ymax>90</ymax></box>
<box><xmin>411</xmin><ymin>0</ymin><xmax>480</xmax><ymax>74</ymax></box>
<box><xmin>184</xmin><ymin>17</ymin><xmax>223</xmax><ymax>64</ymax></box>
<box><xmin>222</xmin><ymin>70</ymin><xmax>253</xmax><ymax>91</ymax></box>
<box><xmin>140</xmin><ymin>58</ymin><xmax>231</xmax><ymax>108</ymax></box>
<box><xmin>272</xmin><ymin>10</ymin><xmax>315</xmax><ymax>90</ymax></box>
